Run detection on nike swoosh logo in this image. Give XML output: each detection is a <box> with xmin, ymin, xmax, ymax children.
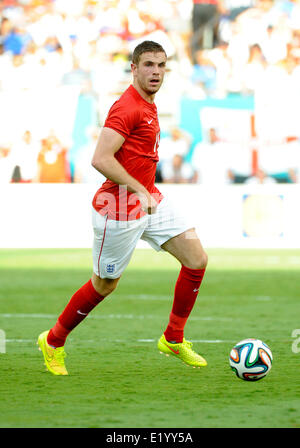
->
<box><xmin>45</xmin><ymin>353</ymin><xmax>52</xmax><ymax>363</ymax></box>
<box><xmin>147</xmin><ymin>119</ymin><xmax>153</xmax><ymax>124</ymax></box>
<box><xmin>77</xmin><ymin>310</ymin><xmax>88</xmax><ymax>316</ymax></box>
<box><xmin>164</xmin><ymin>342</ymin><xmax>180</xmax><ymax>355</ymax></box>
<box><xmin>44</xmin><ymin>347</ymin><xmax>53</xmax><ymax>362</ymax></box>
<box><xmin>43</xmin><ymin>341</ymin><xmax>54</xmax><ymax>362</ymax></box>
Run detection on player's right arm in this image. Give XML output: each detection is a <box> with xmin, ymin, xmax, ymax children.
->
<box><xmin>91</xmin><ymin>127</ymin><xmax>158</xmax><ymax>214</ymax></box>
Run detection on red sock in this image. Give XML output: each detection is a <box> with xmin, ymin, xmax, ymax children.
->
<box><xmin>164</xmin><ymin>265</ymin><xmax>206</xmax><ymax>343</ymax></box>
<box><xmin>47</xmin><ymin>279</ymin><xmax>104</xmax><ymax>347</ymax></box>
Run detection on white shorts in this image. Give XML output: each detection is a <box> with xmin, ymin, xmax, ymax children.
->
<box><xmin>92</xmin><ymin>198</ymin><xmax>192</xmax><ymax>279</ymax></box>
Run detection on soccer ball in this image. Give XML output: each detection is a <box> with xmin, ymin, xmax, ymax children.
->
<box><xmin>229</xmin><ymin>338</ymin><xmax>273</xmax><ymax>381</ymax></box>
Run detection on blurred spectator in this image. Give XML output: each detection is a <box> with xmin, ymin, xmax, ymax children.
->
<box><xmin>190</xmin><ymin>49</ymin><xmax>217</xmax><ymax>94</ymax></box>
<box><xmin>5</xmin><ymin>25</ymin><xmax>32</xmax><ymax>55</ymax></box>
<box><xmin>225</xmin><ymin>19</ymin><xmax>250</xmax><ymax>92</ymax></box>
<box><xmin>259</xmin><ymin>24</ymin><xmax>289</xmax><ymax>64</ymax></box>
<box><xmin>233</xmin><ymin>0</ymin><xmax>278</xmax><ymax>46</ymax></box>
<box><xmin>0</xmin><ymin>17</ymin><xmax>11</xmax><ymax>43</ymax></box>
<box><xmin>161</xmin><ymin>153</ymin><xmax>197</xmax><ymax>183</ymax></box>
<box><xmin>73</xmin><ymin>126</ymin><xmax>106</xmax><ymax>184</ymax></box>
<box><xmin>190</xmin><ymin>0</ymin><xmax>225</xmax><ymax>61</ymax></box>
<box><xmin>258</xmin><ymin>140</ymin><xmax>300</xmax><ymax>183</ymax></box>
<box><xmin>61</xmin><ymin>56</ymin><xmax>92</xmax><ymax>93</ymax></box>
<box><xmin>224</xmin><ymin>0</ymin><xmax>255</xmax><ymax>20</ymax></box>
<box><xmin>245</xmin><ymin>168</ymin><xmax>277</xmax><ymax>184</ymax></box>
<box><xmin>191</xmin><ymin>127</ymin><xmax>238</xmax><ymax>184</ymax></box>
<box><xmin>36</xmin><ymin>133</ymin><xmax>70</xmax><ymax>183</ymax></box>
<box><xmin>159</xmin><ymin>127</ymin><xmax>192</xmax><ymax>164</ymax></box>
<box><xmin>10</xmin><ymin>130</ymin><xmax>40</xmax><ymax>182</ymax></box>
<box><xmin>206</xmin><ymin>40</ymin><xmax>232</xmax><ymax>97</ymax></box>
<box><xmin>43</xmin><ymin>35</ymin><xmax>62</xmax><ymax>53</ymax></box>
<box><xmin>157</xmin><ymin>126</ymin><xmax>192</xmax><ymax>181</ymax></box>
<box><xmin>217</xmin><ymin>0</ymin><xmax>254</xmax><ymax>53</ymax></box>
<box><xmin>242</xmin><ymin>43</ymin><xmax>267</xmax><ymax>93</ymax></box>
<box><xmin>0</xmin><ymin>146</ymin><xmax>14</xmax><ymax>183</ymax></box>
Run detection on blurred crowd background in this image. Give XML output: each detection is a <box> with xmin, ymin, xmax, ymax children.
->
<box><xmin>1</xmin><ymin>0</ymin><xmax>300</xmax><ymax>185</ymax></box>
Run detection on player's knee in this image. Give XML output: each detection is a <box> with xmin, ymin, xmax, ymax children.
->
<box><xmin>92</xmin><ymin>274</ymin><xmax>119</xmax><ymax>297</ymax></box>
<box><xmin>101</xmin><ymin>282</ymin><xmax>118</xmax><ymax>296</ymax></box>
<box><xmin>187</xmin><ymin>251</ymin><xmax>208</xmax><ymax>270</ymax></box>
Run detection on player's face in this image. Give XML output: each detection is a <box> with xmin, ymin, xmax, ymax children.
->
<box><xmin>132</xmin><ymin>52</ymin><xmax>167</xmax><ymax>99</ymax></box>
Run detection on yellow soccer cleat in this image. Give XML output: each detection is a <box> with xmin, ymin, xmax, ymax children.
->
<box><xmin>158</xmin><ymin>334</ymin><xmax>207</xmax><ymax>368</ymax></box>
<box><xmin>37</xmin><ymin>330</ymin><xmax>68</xmax><ymax>376</ymax></box>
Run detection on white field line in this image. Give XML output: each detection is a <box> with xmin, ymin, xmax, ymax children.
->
<box><xmin>0</xmin><ymin>313</ymin><xmax>232</xmax><ymax>322</ymax></box>
<box><xmin>122</xmin><ymin>294</ymin><xmax>173</xmax><ymax>301</ymax></box>
<box><xmin>5</xmin><ymin>338</ymin><xmax>232</xmax><ymax>344</ymax></box>
<box><xmin>115</xmin><ymin>295</ymin><xmax>218</xmax><ymax>301</ymax></box>
<box><xmin>136</xmin><ymin>339</ymin><xmax>229</xmax><ymax>343</ymax></box>
<box><xmin>121</xmin><ymin>295</ymin><xmax>274</xmax><ymax>301</ymax></box>
<box><xmin>209</xmin><ymin>255</ymin><xmax>300</xmax><ymax>265</ymax></box>
<box><xmin>0</xmin><ymin>294</ymin><xmax>259</xmax><ymax>303</ymax></box>
<box><xmin>6</xmin><ymin>339</ymin><xmax>34</xmax><ymax>343</ymax></box>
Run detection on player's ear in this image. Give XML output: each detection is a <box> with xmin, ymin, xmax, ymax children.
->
<box><xmin>131</xmin><ymin>62</ymin><xmax>137</xmax><ymax>74</ymax></box>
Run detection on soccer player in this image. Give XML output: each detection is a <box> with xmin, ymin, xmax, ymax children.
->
<box><xmin>38</xmin><ymin>41</ymin><xmax>208</xmax><ymax>375</ymax></box>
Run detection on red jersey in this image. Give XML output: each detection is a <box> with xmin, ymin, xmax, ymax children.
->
<box><xmin>92</xmin><ymin>85</ymin><xmax>163</xmax><ymax>220</ymax></box>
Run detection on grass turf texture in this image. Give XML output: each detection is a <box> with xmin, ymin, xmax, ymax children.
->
<box><xmin>0</xmin><ymin>248</ymin><xmax>300</xmax><ymax>428</ymax></box>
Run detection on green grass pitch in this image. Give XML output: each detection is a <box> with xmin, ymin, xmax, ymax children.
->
<box><xmin>0</xmin><ymin>248</ymin><xmax>300</xmax><ymax>428</ymax></box>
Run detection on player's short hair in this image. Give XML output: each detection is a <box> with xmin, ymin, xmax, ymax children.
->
<box><xmin>132</xmin><ymin>41</ymin><xmax>167</xmax><ymax>65</ymax></box>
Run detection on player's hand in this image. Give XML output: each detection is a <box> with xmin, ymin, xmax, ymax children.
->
<box><xmin>137</xmin><ymin>192</ymin><xmax>158</xmax><ymax>215</ymax></box>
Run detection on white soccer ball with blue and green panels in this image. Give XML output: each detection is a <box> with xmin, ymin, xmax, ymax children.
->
<box><xmin>229</xmin><ymin>338</ymin><xmax>273</xmax><ymax>381</ymax></box>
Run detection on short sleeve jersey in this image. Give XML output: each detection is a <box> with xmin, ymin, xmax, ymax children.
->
<box><xmin>92</xmin><ymin>85</ymin><xmax>163</xmax><ymax>220</ymax></box>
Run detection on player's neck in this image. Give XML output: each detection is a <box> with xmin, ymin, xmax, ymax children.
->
<box><xmin>132</xmin><ymin>82</ymin><xmax>155</xmax><ymax>104</ymax></box>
